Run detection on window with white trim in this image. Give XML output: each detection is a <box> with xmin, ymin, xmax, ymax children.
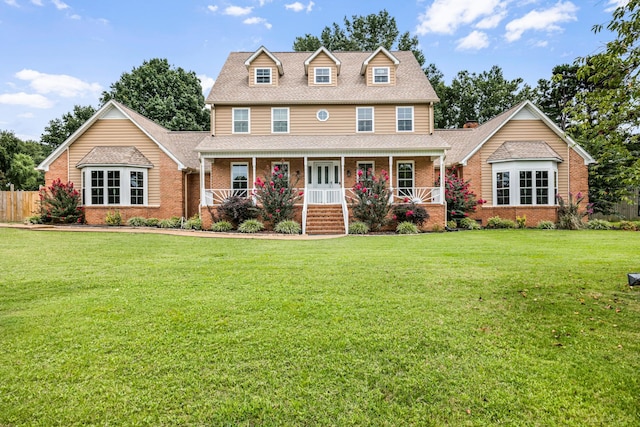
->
<box><xmin>233</xmin><ymin>108</ymin><xmax>250</xmax><ymax>134</ymax></box>
<box><xmin>373</xmin><ymin>67</ymin><xmax>389</xmax><ymax>84</ymax></box>
<box><xmin>357</xmin><ymin>162</ymin><xmax>374</xmax><ymax>180</ymax></box>
<box><xmin>397</xmin><ymin>161</ymin><xmax>414</xmax><ymax>198</ymax></box>
<box><xmin>255</xmin><ymin>68</ymin><xmax>271</xmax><ymax>84</ymax></box>
<box><xmin>492</xmin><ymin>161</ymin><xmax>557</xmax><ymax>206</ymax></box>
<box><xmin>231</xmin><ymin>163</ymin><xmax>249</xmax><ymax>197</ymax></box>
<box><xmin>272</xmin><ymin>108</ymin><xmax>289</xmax><ymax>133</ymax></box>
<box><xmin>314</xmin><ymin>67</ymin><xmax>331</xmax><ymax>84</ymax></box>
<box><xmin>397</xmin><ymin>107</ymin><xmax>413</xmax><ymax>132</ymax></box>
<box><xmin>272</xmin><ymin>161</ymin><xmax>289</xmax><ymax>178</ymax></box>
<box><xmin>82</xmin><ymin>167</ymin><xmax>148</xmax><ymax>206</ymax></box>
<box><xmin>357</xmin><ymin>107</ymin><xmax>374</xmax><ymax>132</ymax></box>
<box><xmin>496</xmin><ymin>172</ymin><xmax>510</xmax><ymax>205</ymax></box>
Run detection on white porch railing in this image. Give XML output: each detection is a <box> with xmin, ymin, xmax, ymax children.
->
<box><xmin>204</xmin><ymin>188</ymin><xmax>305</xmax><ymax>206</ymax></box>
<box><xmin>393</xmin><ymin>187</ymin><xmax>442</xmax><ymax>204</ymax></box>
<box><xmin>307</xmin><ymin>188</ymin><xmax>343</xmax><ymax>204</ymax></box>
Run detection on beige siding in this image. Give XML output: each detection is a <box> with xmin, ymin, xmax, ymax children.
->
<box><xmin>248</xmin><ymin>52</ymin><xmax>279</xmax><ymax>87</ymax></box>
<box><xmin>67</xmin><ymin>119</ymin><xmax>167</xmax><ymax>206</ymax></box>
<box><xmin>307</xmin><ymin>53</ymin><xmax>338</xmax><ymax>87</ymax></box>
<box><xmin>215</xmin><ymin>104</ymin><xmax>431</xmax><ymax>135</ymax></box>
<box><xmin>365</xmin><ymin>54</ymin><xmax>397</xmax><ymax>86</ymax></box>
<box><xmin>478</xmin><ymin>119</ymin><xmax>569</xmax><ymax>205</ymax></box>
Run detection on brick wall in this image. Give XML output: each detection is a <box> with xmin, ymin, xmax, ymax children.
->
<box><xmin>45</xmin><ymin>150</ymin><xmax>69</xmax><ymax>187</ymax></box>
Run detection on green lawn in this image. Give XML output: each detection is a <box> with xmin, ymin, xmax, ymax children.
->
<box><xmin>1</xmin><ymin>228</ymin><xmax>639</xmax><ymax>426</ymax></box>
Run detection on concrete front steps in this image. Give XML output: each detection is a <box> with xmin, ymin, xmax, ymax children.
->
<box><xmin>305</xmin><ymin>205</ymin><xmax>346</xmax><ymax>234</ymax></box>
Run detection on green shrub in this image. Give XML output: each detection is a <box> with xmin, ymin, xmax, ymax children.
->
<box><xmin>587</xmin><ymin>219</ymin><xmax>612</xmax><ymax>230</ymax></box>
<box><xmin>25</xmin><ymin>215</ymin><xmax>42</xmax><ymax>224</ymax></box>
<box><xmin>105</xmin><ymin>210</ymin><xmax>122</xmax><ymax>226</ymax></box>
<box><xmin>557</xmin><ymin>193</ymin><xmax>591</xmax><ymax>230</ymax></box>
<box><xmin>217</xmin><ymin>195</ymin><xmax>259</xmax><ymax>226</ymax></box>
<box><xmin>348</xmin><ymin>221</ymin><xmax>370</xmax><ymax>235</ymax></box>
<box><xmin>459</xmin><ymin>217</ymin><xmax>481</xmax><ymax>230</ymax></box>
<box><xmin>238</xmin><ymin>219</ymin><xmax>265</xmax><ymax>233</ymax></box>
<box><xmin>486</xmin><ymin>216</ymin><xmax>516</xmax><ymax>229</ymax></box>
<box><xmin>396</xmin><ymin>221</ymin><xmax>419</xmax><ymax>234</ymax></box>
<box><xmin>431</xmin><ymin>224</ymin><xmax>444</xmax><ymax>232</ymax></box>
<box><xmin>183</xmin><ymin>215</ymin><xmax>202</xmax><ymax>230</ymax></box>
<box><xmin>212</xmin><ymin>220</ymin><xmax>234</xmax><ymax>232</ymax></box>
<box><xmin>516</xmin><ymin>215</ymin><xmax>527</xmax><ymax>229</ymax></box>
<box><xmin>447</xmin><ymin>220</ymin><xmax>458</xmax><ymax>229</ymax></box>
<box><xmin>392</xmin><ymin>202</ymin><xmax>429</xmax><ymax>226</ymax></box>
<box><xmin>145</xmin><ymin>217</ymin><xmax>159</xmax><ymax>227</ymax></box>
<box><xmin>127</xmin><ymin>216</ymin><xmax>147</xmax><ymax>227</ymax></box>
<box><xmin>617</xmin><ymin>220</ymin><xmax>638</xmax><ymax>231</ymax></box>
<box><xmin>536</xmin><ymin>220</ymin><xmax>556</xmax><ymax>230</ymax></box>
<box><xmin>158</xmin><ymin>217</ymin><xmax>181</xmax><ymax>229</ymax></box>
<box><xmin>274</xmin><ymin>220</ymin><xmax>301</xmax><ymax>234</ymax></box>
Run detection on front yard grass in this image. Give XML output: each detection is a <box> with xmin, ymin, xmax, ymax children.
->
<box><xmin>0</xmin><ymin>228</ymin><xmax>639</xmax><ymax>426</ymax></box>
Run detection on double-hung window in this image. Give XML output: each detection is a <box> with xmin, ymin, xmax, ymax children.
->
<box><xmin>373</xmin><ymin>67</ymin><xmax>389</xmax><ymax>84</ymax></box>
<box><xmin>83</xmin><ymin>168</ymin><xmax>147</xmax><ymax>206</ymax></box>
<box><xmin>272</xmin><ymin>108</ymin><xmax>289</xmax><ymax>133</ymax></box>
<box><xmin>496</xmin><ymin>172</ymin><xmax>511</xmax><ymax>205</ymax></box>
<box><xmin>231</xmin><ymin>163</ymin><xmax>249</xmax><ymax>197</ymax></box>
<box><xmin>397</xmin><ymin>107</ymin><xmax>413</xmax><ymax>132</ymax></box>
<box><xmin>357</xmin><ymin>107</ymin><xmax>374</xmax><ymax>132</ymax></box>
<box><xmin>255</xmin><ymin>68</ymin><xmax>271</xmax><ymax>84</ymax></box>
<box><xmin>315</xmin><ymin>67</ymin><xmax>330</xmax><ymax>84</ymax></box>
<box><xmin>233</xmin><ymin>108</ymin><xmax>250</xmax><ymax>134</ymax></box>
<box><xmin>397</xmin><ymin>162</ymin><xmax>414</xmax><ymax>198</ymax></box>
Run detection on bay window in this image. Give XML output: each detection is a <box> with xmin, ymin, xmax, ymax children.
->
<box><xmin>82</xmin><ymin>167</ymin><xmax>148</xmax><ymax>206</ymax></box>
<box><xmin>492</xmin><ymin>161</ymin><xmax>557</xmax><ymax>206</ymax></box>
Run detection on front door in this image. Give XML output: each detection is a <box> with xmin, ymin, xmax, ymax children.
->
<box><xmin>309</xmin><ymin>161</ymin><xmax>341</xmax><ymax>204</ymax></box>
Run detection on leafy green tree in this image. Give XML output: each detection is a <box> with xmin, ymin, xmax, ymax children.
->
<box><xmin>7</xmin><ymin>153</ymin><xmax>40</xmax><ymax>190</ymax></box>
<box><xmin>293</xmin><ymin>10</ymin><xmax>425</xmax><ymax>66</ymax></box>
<box><xmin>41</xmin><ymin>104</ymin><xmax>96</xmax><ymax>149</ymax></box>
<box><xmin>0</xmin><ymin>130</ymin><xmax>48</xmax><ymax>190</ymax></box>
<box><xmin>100</xmin><ymin>58</ymin><xmax>210</xmax><ymax>131</ymax></box>
<box><xmin>569</xmin><ymin>0</ymin><xmax>640</xmax><ymax>213</ymax></box>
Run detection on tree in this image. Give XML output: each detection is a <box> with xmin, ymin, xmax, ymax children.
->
<box><xmin>424</xmin><ymin>63</ymin><xmax>448</xmax><ymax>128</ymax></box>
<box><xmin>0</xmin><ymin>130</ymin><xmax>48</xmax><ymax>190</ymax></box>
<box><xmin>100</xmin><ymin>58</ymin><xmax>210</xmax><ymax>131</ymax></box>
<box><xmin>41</xmin><ymin>105</ymin><xmax>96</xmax><ymax>149</ymax></box>
<box><xmin>293</xmin><ymin>10</ymin><xmax>425</xmax><ymax>67</ymax></box>
<box><xmin>568</xmin><ymin>0</ymin><xmax>640</xmax><ymax>213</ymax></box>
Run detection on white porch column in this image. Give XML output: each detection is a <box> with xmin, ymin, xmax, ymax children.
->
<box><xmin>252</xmin><ymin>156</ymin><xmax>257</xmax><ymax>204</ymax></box>
<box><xmin>388</xmin><ymin>155</ymin><xmax>394</xmax><ymax>203</ymax></box>
<box><xmin>304</xmin><ymin>156</ymin><xmax>308</xmax><ymax>194</ymax></box>
<box><xmin>199</xmin><ymin>155</ymin><xmax>205</xmax><ymax>207</ymax></box>
<box><xmin>340</xmin><ymin>156</ymin><xmax>345</xmax><ymax>190</ymax></box>
<box><xmin>439</xmin><ymin>155</ymin><xmax>445</xmax><ymax>204</ymax></box>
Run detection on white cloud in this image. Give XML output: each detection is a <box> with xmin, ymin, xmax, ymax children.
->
<box><xmin>51</xmin><ymin>0</ymin><xmax>69</xmax><ymax>10</ymax></box>
<box><xmin>605</xmin><ymin>0</ymin><xmax>629</xmax><ymax>12</ymax></box>
<box><xmin>475</xmin><ymin>10</ymin><xmax>507</xmax><ymax>29</ymax></box>
<box><xmin>207</xmin><ymin>5</ymin><xmax>218</xmax><ymax>13</ymax></box>
<box><xmin>31</xmin><ymin>0</ymin><xmax>43</xmax><ymax>5</ymax></box>
<box><xmin>198</xmin><ymin>74</ymin><xmax>215</xmax><ymax>94</ymax></box>
<box><xmin>15</xmin><ymin>69</ymin><xmax>102</xmax><ymax>98</ymax></box>
<box><xmin>456</xmin><ymin>30</ymin><xmax>490</xmax><ymax>51</ymax></box>
<box><xmin>416</xmin><ymin>0</ymin><xmax>506</xmax><ymax>35</ymax></box>
<box><xmin>243</xmin><ymin>16</ymin><xmax>271</xmax><ymax>29</ymax></box>
<box><xmin>531</xmin><ymin>40</ymin><xmax>549</xmax><ymax>47</ymax></box>
<box><xmin>0</xmin><ymin>92</ymin><xmax>54</xmax><ymax>109</ymax></box>
<box><xmin>505</xmin><ymin>1</ymin><xmax>578</xmax><ymax>42</ymax></box>
<box><xmin>285</xmin><ymin>2</ymin><xmax>305</xmax><ymax>12</ymax></box>
<box><xmin>18</xmin><ymin>112</ymin><xmax>35</xmax><ymax>118</ymax></box>
<box><xmin>70</xmin><ymin>14</ymin><xmax>80</xmax><ymax>19</ymax></box>
<box><xmin>258</xmin><ymin>0</ymin><xmax>272</xmax><ymax>5</ymax></box>
<box><xmin>224</xmin><ymin>5</ymin><xmax>253</xmax><ymax>16</ymax></box>
<box><xmin>5</xmin><ymin>0</ymin><xmax>19</xmax><ymax>6</ymax></box>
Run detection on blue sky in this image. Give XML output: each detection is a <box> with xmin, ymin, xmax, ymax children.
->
<box><xmin>0</xmin><ymin>0</ymin><xmax>628</xmax><ymax>141</ymax></box>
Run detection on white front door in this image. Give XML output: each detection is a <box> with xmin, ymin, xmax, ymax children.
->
<box><xmin>309</xmin><ymin>161</ymin><xmax>341</xmax><ymax>204</ymax></box>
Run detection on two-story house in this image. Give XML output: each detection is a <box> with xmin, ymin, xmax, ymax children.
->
<box><xmin>37</xmin><ymin>45</ymin><xmax>594</xmax><ymax>233</ymax></box>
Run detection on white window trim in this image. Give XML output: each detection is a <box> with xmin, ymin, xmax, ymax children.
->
<box><xmin>271</xmin><ymin>161</ymin><xmax>291</xmax><ymax>181</ymax></box>
<box><xmin>491</xmin><ymin>161</ymin><xmax>558</xmax><ymax>206</ymax></box>
<box><xmin>356</xmin><ymin>161</ymin><xmax>375</xmax><ymax>181</ymax></box>
<box><xmin>396</xmin><ymin>106</ymin><xmax>414</xmax><ymax>132</ymax></box>
<box><xmin>232</xmin><ymin>108</ymin><xmax>250</xmax><ymax>134</ymax></box>
<box><xmin>255</xmin><ymin>68</ymin><xmax>272</xmax><ymax>84</ymax></box>
<box><xmin>373</xmin><ymin>67</ymin><xmax>390</xmax><ymax>84</ymax></box>
<box><xmin>271</xmin><ymin>107</ymin><xmax>290</xmax><ymax>134</ymax></box>
<box><xmin>396</xmin><ymin>160</ymin><xmax>415</xmax><ymax>196</ymax></box>
<box><xmin>231</xmin><ymin>162</ymin><xmax>249</xmax><ymax>197</ymax></box>
<box><xmin>82</xmin><ymin>167</ymin><xmax>149</xmax><ymax>206</ymax></box>
<box><xmin>356</xmin><ymin>106</ymin><xmax>374</xmax><ymax>133</ymax></box>
<box><xmin>314</xmin><ymin>67</ymin><xmax>331</xmax><ymax>84</ymax></box>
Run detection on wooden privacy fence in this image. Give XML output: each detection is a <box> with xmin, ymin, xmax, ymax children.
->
<box><xmin>0</xmin><ymin>186</ymin><xmax>40</xmax><ymax>223</ymax></box>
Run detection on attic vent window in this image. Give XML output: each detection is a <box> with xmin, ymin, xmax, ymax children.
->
<box><xmin>317</xmin><ymin>109</ymin><xmax>329</xmax><ymax>122</ymax></box>
<box><xmin>373</xmin><ymin>67</ymin><xmax>389</xmax><ymax>84</ymax></box>
<box><xmin>255</xmin><ymin>68</ymin><xmax>272</xmax><ymax>84</ymax></box>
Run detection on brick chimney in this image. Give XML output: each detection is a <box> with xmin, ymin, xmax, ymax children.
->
<box><xmin>463</xmin><ymin>119</ymin><xmax>479</xmax><ymax>129</ymax></box>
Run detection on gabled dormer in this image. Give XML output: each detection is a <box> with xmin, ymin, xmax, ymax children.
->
<box><xmin>244</xmin><ymin>46</ymin><xmax>284</xmax><ymax>87</ymax></box>
<box><xmin>360</xmin><ymin>46</ymin><xmax>400</xmax><ymax>86</ymax></box>
<box><xmin>304</xmin><ymin>46</ymin><xmax>341</xmax><ymax>87</ymax></box>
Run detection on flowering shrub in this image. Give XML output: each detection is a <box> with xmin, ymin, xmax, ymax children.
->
<box><xmin>435</xmin><ymin>169</ymin><xmax>484</xmax><ymax>221</ymax></box>
<box><xmin>556</xmin><ymin>192</ymin><xmax>593</xmax><ymax>230</ymax></box>
<box><xmin>349</xmin><ymin>168</ymin><xmax>391</xmax><ymax>231</ymax></box>
<box><xmin>253</xmin><ymin>165</ymin><xmax>303</xmax><ymax>225</ymax></box>
<box><xmin>392</xmin><ymin>200</ymin><xmax>429</xmax><ymax>226</ymax></box>
<box><xmin>38</xmin><ymin>178</ymin><xmax>84</xmax><ymax>224</ymax></box>
<box><xmin>217</xmin><ymin>195</ymin><xmax>259</xmax><ymax>226</ymax></box>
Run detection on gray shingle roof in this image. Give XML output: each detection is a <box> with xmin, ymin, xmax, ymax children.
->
<box><xmin>487</xmin><ymin>141</ymin><xmax>563</xmax><ymax>163</ymax></box>
<box><xmin>76</xmin><ymin>146</ymin><xmax>153</xmax><ymax>168</ymax></box>
<box><xmin>207</xmin><ymin>50</ymin><xmax>439</xmax><ymax>105</ymax></box>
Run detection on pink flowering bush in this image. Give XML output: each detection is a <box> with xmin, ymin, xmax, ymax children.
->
<box><xmin>38</xmin><ymin>178</ymin><xmax>84</xmax><ymax>224</ymax></box>
<box><xmin>392</xmin><ymin>198</ymin><xmax>429</xmax><ymax>226</ymax></box>
<box><xmin>435</xmin><ymin>168</ymin><xmax>484</xmax><ymax>221</ymax></box>
<box><xmin>349</xmin><ymin>168</ymin><xmax>391</xmax><ymax>231</ymax></box>
<box><xmin>253</xmin><ymin>165</ymin><xmax>303</xmax><ymax>225</ymax></box>
<box><xmin>556</xmin><ymin>192</ymin><xmax>593</xmax><ymax>230</ymax></box>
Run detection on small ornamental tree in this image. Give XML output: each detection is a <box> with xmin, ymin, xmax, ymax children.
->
<box><xmin>556</xmin><ymin>192</ymin><xmax>593</xmax><ymax>230</ymax></box>
<box><xmin>436</xmin><ymin>169</ymin><xmax>484</xmax><ymax>221</ymax></box>
<box><xmin>38</xmin><ymin>178</ymin><xmax>84</xmax><ymax>224</ymax></box>
<box><xmin>253</xmin><ymin>165</ymin><xmax>303</xmax><ymax>225</ymax></box>
<box><xmin>349</xmin><ymin>168</ymin><xmax>391</xmax><ymax>231</ymax></box>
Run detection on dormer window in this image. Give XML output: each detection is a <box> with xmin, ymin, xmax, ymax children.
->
<box><xmin>315</xmin><ymin>67</ymin><xmax>331</xmax><ymax>84</ymax></box>
<box><xmin>255</xmin><ymin>68</ymin><xmax>272</xmax><ymax>84</ymax></box>
<box><xmin>373</xmin><ymin>67</ymin><xmax>389</xmax><ymax>84</ymax></box>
